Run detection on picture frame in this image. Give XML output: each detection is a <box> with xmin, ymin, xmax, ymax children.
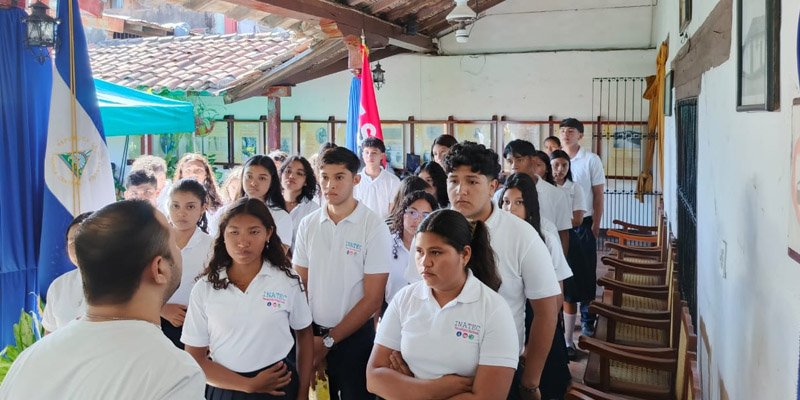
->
<box><xmin>453</xmin><ymin>122</ymin><xmax>493</xmax><ymax>148</ymax></box>
<box><xmin>412</xmin><ymin>123</ymin><xmax>447</xmax><ymax>163</ymax></box>
<box><xmin>382</xmin><ymin>123</ymin><xmax>406</xmax><ymax>169</ymax></box>
<box><xmin>598</xmin><ymin>124</ymin><xmax>644</xmax><ymax>180</ymax></box>
<box><xmin>679</xmin><ymin>0</ymin><xmax>692</xmax><ymax>33</ymax></box>
<box><xmin>736</xmin><ymin>0</ymin><xmax>781</xmax><ymax>112</ymax></box>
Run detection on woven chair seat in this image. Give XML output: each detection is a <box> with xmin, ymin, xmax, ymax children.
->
<box><xmin>609</xmin><ymin>360</ymin><xmax>672</xmax><ymax>389</ymax></box>
<box><xmin>621</xmin><ymin>294</ymin><xmax>668</xmax><ymax>312</ymax></box>
<box><xmin>621</xmin><ymin>273</ymin><xmax>662</xmax><ymax>286</ymax></box>
<box><xmin>614</xmin><ymin>322</ymin><xmax>667</xmax><ymax>347</ymax></box>
<box><xmin>618</xmin><ymin>255</ymin><xmax>662</xmax><ymax>264</ymax></box>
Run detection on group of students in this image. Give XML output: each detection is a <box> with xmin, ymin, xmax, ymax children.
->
<box><xmin>0</xmin><ymin>118</ymin><xmax>605</xmax><ymax>400</ymax></box>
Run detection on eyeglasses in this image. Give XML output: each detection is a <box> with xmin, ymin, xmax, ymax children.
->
<box><xmin>404</xmin><ymin>209</ymin><xmax>430</xmax><ymax>220</ymax></box>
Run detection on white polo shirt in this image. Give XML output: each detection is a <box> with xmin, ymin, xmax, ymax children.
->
<box><xmin>288</xmin><ymin>198</ymin><xmax>320</xmax><ymax>248</ymax></box>
<box><xmin>168</xmin><ymin>227</ymin><xmax>213</xmax><ymax>306</ymax></box>
<box><xmin>41</xmin><ymin>269</ymin><xmax>84</xmax><ymax>332</ymax></box>
<box><xmin>386</xmin><ymin>234</ymin><xmax>410</xmax><ymax>304</ymax></box>
<box><xmin>535</xmin><ymin>178</ymin><xmax>573</xmax><ymax>231</ymax></box>
<box><xmin>569</xmin><ymin>147</ymin><xmax>606</xmax><ymax>217</ymax></box>
<box><xmin>540</xmin><ymin>218</ymin><xmax>573</xmax><ymax>282</ymax></box>
<box><xmin>375</xmin><ymin>272</ymin><xmax>519</xmax><ymax>380</ymax></box>
<box><xmin>353</xmin><ymin>168</ymin><xmax>400</xmax><ymax>220</ymax></box>
<box><xmin>0</xmin><ymin>320</ymin><xmax>205</xmax><ymax>399</ymax></box>
<box><xmin>181</xmin><ymin>262</ymin><xmax>312</xmax><ymax>373</ymax></box>
<box><xmin>292</xmin><ymin>201</ymin><xmax>392</xmax><ymax>327</ymax></box>
<box><xmin>406</xmin><ymin>206</ymin><xmax>561</xmax><ymax>351</ymax></box>
<box><xmin>559</xmin><ymin>180</ymin><xmax>587</xmax><ymax>213</ymax></box>
<box><xmin>207</xmin><ymin>202</ymin><xmax>293</xmax><ymax>247</ymax></box>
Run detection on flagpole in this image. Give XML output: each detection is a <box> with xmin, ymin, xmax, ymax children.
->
<box><xmin>67</xmin><ymin>0</ymin><xmax>80</xmax><ymax>215</ymax></box>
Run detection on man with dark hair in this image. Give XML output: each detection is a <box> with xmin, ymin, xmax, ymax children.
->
<box><xmin>501</xmin><ymin>139</ymin><xmax>573</xmax><ymax>253</ymax></box>
<box><xmin>559</xmin><ymin>117</ymin><xmax>606</xmax><ymax>337</ymax></box>
<box><xmin>406</xmin><ymin>141</ymin><xmax>561</xmax><ymax>400</ymax></box>
<box><xmin>293</xmin><ymin>146</ymin><xmax>391</xmax><ymax>400</ymax></box>
<box><xmin>430</xmin><ymin>134</ymin><xmax>458</xmax><ymax>169</ymax></box>
<box><xmin>353</xmin><ymin>137</ymin><xmax>400</xmax><ymax>219</ymax></box>
<box><xmin>124</xmin><ymin>169</ymin><xmax>158</xmax><ymax>206</ymax></box>
<box><xmin>0</xmin><ymin>201</ymin><xmax>205</xmax><ymax>399</ymax></box>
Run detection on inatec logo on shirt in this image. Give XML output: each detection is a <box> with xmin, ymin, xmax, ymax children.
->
<box><xmin>345</xmin><ymin>241</ymin><xmax>363</xmax><ymax>256</ymax></box>
<box><xmin>262</xmin><ymin>291</ymin><xmax>288</xmax><ymax>309</ymax></box>
<box><xmin>453</xmin><ymin>320</ymin><xmax>481</xmax><ymax>342</ymax></box>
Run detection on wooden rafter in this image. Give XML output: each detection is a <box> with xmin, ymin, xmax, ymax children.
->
<box><xmin>283</xmin><ymin>46</ymin><xmax>407</xmax><ymax>86</ymax></box>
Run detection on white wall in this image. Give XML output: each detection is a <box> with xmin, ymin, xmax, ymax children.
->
<box><xmin>281</xmin><ymin>50</ymin><xmax>656</xmax><ymax>120</ymax></box>
<box><xmin>653</xmin><ymin>0</ymin><xmax>800</xmax><ymax>399</ymax></box>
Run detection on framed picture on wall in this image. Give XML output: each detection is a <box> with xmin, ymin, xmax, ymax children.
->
<box><xmin>454</xmin><ymin>122</ymin><xmax>493</xmax><ymax>149</ymax></box>
<box><xmin>299</xmin><ymin>122</ymin><xmax>331</xmax><ymax>158</ymax></box>
<box><xmin>412</xmin><ymin>123</ymin><xmax>447</xmax><ymax>163</ymax></box>
<box><xmin>679</xmin><ymin>0</ymin><xmax>692</xmax><ymax>33</ymax></box>
<box><xmin>736</xmin><ymin>0</ymin><xmax>780</xmax><ymax>112</ymax></box>
<box><xmin>598</xmin><ymin>124</ymin><xmax>644</xmax><ymax>179</ymax></box>
<box><xmin>382</xmin><ymin>123</ymin><xmax>406</xmax><ymax>169</ymax></box>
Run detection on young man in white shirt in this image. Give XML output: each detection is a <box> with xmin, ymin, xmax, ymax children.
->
<box><xmin>353</xmin><ymin>137</ymin><xmax>400</xmax><ymax>219</ymax></box>
<box><xmin>502</xmin><ymin>139</ymin><xmax>573</xmax><ymax>255</ymax></box>
<box><xmin>559</xmin><ymin>118</ymin><xmax>606</xmax><ymax>336</ymax></box>
<box><xmin>409</xmin><ymin>141</ymin><xmax>561</xmax><ymax>400</ymax></box>
<box><xmin>293</xmin><ymin>146</ymin><xmax>392</xmax><ymax>400</ymax></box>
<box><xmin>0</xmin><ymin>201</ymin><xmax>205</xmax><ymax>399</ymax></box>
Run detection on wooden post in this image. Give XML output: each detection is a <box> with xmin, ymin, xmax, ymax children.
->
<box><xmin>224</xmin><ymin>115</ymin><xmax>235</xmax><ymax>167</ymax></box>
<box><xmin>267</xmin><ymin>97</ymin><xmax>281</xmax><ymax>152</ymax></box>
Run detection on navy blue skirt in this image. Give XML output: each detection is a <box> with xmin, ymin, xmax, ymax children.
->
<box><xmin>205</xmin><ymin>358</ymin><xmax>299</xmax><ymax>400</ymax></box>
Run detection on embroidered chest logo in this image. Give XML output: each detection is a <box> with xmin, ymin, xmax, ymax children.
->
<box><xmin>453</xmin><ymin>320</ymin><xmax>481</xmax><ymax>342</ymax></box>
<box><xmin>262</xmin><ymin>291</ymin><xmax>288</xmax><ymax>309</ymax></box>
<box><xmin>345</xmin><ymin>241</ymin><xmax>363</xmax><ymax>256</ymax></box>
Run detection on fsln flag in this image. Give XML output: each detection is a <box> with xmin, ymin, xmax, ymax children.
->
<box><xmin>39</xmin><ymin>0</ymin><xmax>116</xmax><ymax>295</ymax></box>
<box><xmin>357</xmin><ymin>44</ymin><xmax>383</xmax><ymax>144</ymax></box>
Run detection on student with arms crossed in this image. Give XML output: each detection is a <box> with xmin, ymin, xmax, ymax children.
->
<box><xmin>0</xmin><ymin>201</ymin><xmax>205</xmax><ymax>399</ymax></box>
<box><xmin>368</xmin><ymin>209</ymin><xmax>519</xmax><ymax>399</ymax></box>
<box><xmin>292</xmin><ymin>147</ymin><xmax>392</xmax><ymax>400</ymax></box>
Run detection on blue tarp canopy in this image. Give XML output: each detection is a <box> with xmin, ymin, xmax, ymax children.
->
<box><xmin>95</xmin><ymin>79</ymin><xmax>195</xmax><ymax>136</ymax></box>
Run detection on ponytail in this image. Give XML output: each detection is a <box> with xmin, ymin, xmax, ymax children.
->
<box><xmin>466</xmin><ymin>220</ymin><xmax>501</xmax><ymax>292</ymax></box>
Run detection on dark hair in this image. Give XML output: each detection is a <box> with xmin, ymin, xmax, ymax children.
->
<box><xmin>126</xmin><ymin>170</ymin><xmax>156</xmax><ymax>188</ymax></box>
<box><xmin>503</xmin><ymin>139</ymin><xmax>537</xmax><ymax>159</ymax></box>
<box><xmin>175</xmin><ymin>153</ymin><xmax>222</xmax><ymax>211</ymax></box>
<box><xmin>416</xmin><ymin>209</ymin><xmax>501</xmax><ymax>291</ymax></box>
<box><xmin>66</xmin><ymin>212</ymin><xmax>93</xmax><ymax>242</ymax></box>
<box><xmin>388</xmin><ymin>191</ymin><xmax>438</xmax><ymax>259</ymax></box>
<box><xmin>415</xmin><ymin>161</ymin><xmax>448</xmax><ymax>208</ymax></box>
<box><xmin>499</xmin><ymin>173</ymin><xmax>543</xmax><ymax>240</ymax></box>
<box><xmin>170</xmin><ymin>179</ymin><xmax>210</xmax><ymax>234</ymax></box>
<box><xmin>361</xmin><ymin>137</ymin><xmax>386</xmax><ymax>153</ymax></box>
<box><xmin>320</xmin><ymin>146</ymin><xmax>360</xmax><ymax>175</ymax></box>
<box><xmin>75</xmin><ymin>201</ymin><xmax>173</xmax><ymax>305</ymax></box>
<box><xmin>444</xmin><ymin>141</ymin><xmax>501</xmax><ymax>180</ymax></box>
<box><xmin>203</xmin><ymin>198</ymin><xmax>301</xmax><ymax>290</ymax></box>
<box><xmin>279</xmin><ymin>155</ymin><xmax>318</xmax><ymax>202</ymax></box>
<box><xmin>559</xmin><ymin>118</ymin><xmax>584</xmax><ymax>133</ymax></box>
<box><xmin>318</xmin><ymin>142</ymin><xmax>338</xmax><ymax>155</ymax></box>
<box><xmin>544</xmin><ymin>136</ymin><xmax>562</xmax><ymax>147</ymax></box>
<box><xmin>431</xmin><ymin>134</ymin><xmax>458</xmax><ymax>152</ymax></box>
<box><xmin>388</xmin><ymin>176</ymin><xmax>430</xmax><ymax>217</ymax></box>
<box><xmin>240</xmin><ymin>155</ymin><xmax>286</xmax><ymax>211</ymax></box>
<box><xmin>534</xmin><ymin>151</ymin><xmax>555</xmax><ymax>184</ymax></box>
<box><xmin>549</xmin><ymin>150</ymin><xmax>574</xmax><ymax>182</ymax></box>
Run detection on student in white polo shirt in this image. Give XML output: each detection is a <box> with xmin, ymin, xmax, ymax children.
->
<box><xmin>499</xmin><ymin>173</ymin><xmax>572</xmax><ymax>399</ymax></box>
<box><xmin>559</xmin><ymin>118</ymin><xmax>606</xmax><ymax>337</ymax></box>
<box><xmin>41</xmin><ymin>212</ymin><xmax>93</xmax><ymax>334</ymax></box>
<box><xmin>407</xmin><ymin>142</ymin><xmax>561</xmax><ymax>400</ymax></box>
<box><xmin>160</xmin><ymin>179</ymin><xmax>214</xmax><ymax>349</ymax></box>
<box><xmin>292</xmin><ymin>146</ymin><xmax>391</xmax><ymax>400</ymax></box>
<box><xmin>353</xmin><ymin>137</ymin><xmax>400</xmax><ymax>219</ymax></box>
<box><xmin>0</xmin><ymin>201</ymin><xmax>205</xmax><ymax>399</ymax></box>
<box><xmin>501</xmin><ymin>140</ymin><xmax>573</xmax><ymax>255</ymax></box>
<box><xmin>368</xmin><ymin>209</ymin><xmax>518</xmax><ymax>399</ymax></box>
<box><xmin>279</xmin><ymin>156</ymin><xmax>320</xmax><ymax>249</ymax></box>
<box><xmin>182</xmin><ymin>198</ymin><xmax>313</xmax><ymax>399</ymax></box>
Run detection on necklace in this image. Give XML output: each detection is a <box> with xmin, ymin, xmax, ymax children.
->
<box><xmin>83</xmin><ymin>313</ymin><xmax>160</xmax><ymax>328</ymax></box>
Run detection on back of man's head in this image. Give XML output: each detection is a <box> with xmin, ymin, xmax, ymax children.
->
<box><xmin>126</xmin><ymin>170</ymin><xmax>156</xmax><ymax>189</ymax></box>
<box><xmin>321</xmin><ymin>146</ymin><xmax>361</xmax><ymax>175</ymax></box>
<box><xmin>445</xmin><ymin>141</ymin><xmax>501</xmax><ymax>180</ymax></box>
<box><xmin>75</xmin><ymin>200</ymin><xmax>173</xmax><ymax>305</ymax></box>
<box><xmin>503</xmin><ymin>139</ymin><xmax>537</xmax><ymax>159</ymax></box>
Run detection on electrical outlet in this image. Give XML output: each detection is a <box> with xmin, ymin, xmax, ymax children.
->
<box><xmin>719</xmin><ymin>240</ymin><xmax>727</xmax><ymax>278</ymax></box>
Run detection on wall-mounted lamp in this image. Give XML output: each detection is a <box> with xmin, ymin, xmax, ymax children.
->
<box><xmin>371</xmin><ymin>62</ymin><xmax>385</xmax><ymax>90</ymax></box>
<box><xmin>23</xmin><ymin>0</ymin><xmax>59</xmax><ymax>63</ymax></box>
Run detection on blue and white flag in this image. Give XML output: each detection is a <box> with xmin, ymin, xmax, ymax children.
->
<box><xmin>38</xmin><ymin>0</ymin><xmax>116</xmax><ymax>296</ymax></box>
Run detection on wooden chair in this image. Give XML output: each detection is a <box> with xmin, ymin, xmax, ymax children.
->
<box><xmin>578</xmin><ymin>306</ymin><xmax>697</xmax><ymax>400</ymax></box>
<box><xmin>600</xmin><ymin>242</ymin><xmax>676</xmax><ymax>289</ymax></box>
<box><xmin>606</xmin><ymin>215</ymin><xmax>664</xmax><ymax>248</ymax></box>
<box><xmin>605</xmin><ymin>223</ymin><xmax>671</xmax><ymax>264</ymax></box>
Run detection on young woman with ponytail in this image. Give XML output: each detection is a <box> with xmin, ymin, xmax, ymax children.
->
<box><xmin>367</xmin><ymin>209</ymin><xmax>519</xmax><ymax>400</ymax></box>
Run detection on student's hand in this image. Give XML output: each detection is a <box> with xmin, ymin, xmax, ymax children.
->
<box><xmin>249</xmin><ymin>361</ymin><xmax>292</xmax><ymax>395</ymax></box>
<box><xmin>591</xmin><ymin>222</ymin><xmax>601</xmax><ymax>238</ymax></box>
<box><xmin>313</xmin><ymin>358</ymin><xmax>327</xmax><ymax>385</ymax></box>
<box><xmin>160</xmin><ymin>303</ymin><xmax>187</xmax><ymax>327</ymax></box>
<box><xmin>388</xmin><ymin>351</ymin><xmax>413</xmax><ymax>377</ymax></box>
<box><xmin>432</xmin><ymin>374</ymin><xmax>473</xmax><ymax>398</ymax></box>
<box><xmin>312</xmin><ymin>336</ymin><xmax>329</xmax><ymax>381</ymax></box>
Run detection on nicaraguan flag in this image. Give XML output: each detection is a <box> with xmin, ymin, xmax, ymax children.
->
<box><xmin>38</xmin><ymin>0</ymin><xmax>116</xmax><ymax>296</ymax></box>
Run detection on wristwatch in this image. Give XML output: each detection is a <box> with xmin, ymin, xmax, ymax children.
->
<box><xmin>322</xmin><ymin>333</ymin><xmax>335</xmax><ymax>349</ymax></box>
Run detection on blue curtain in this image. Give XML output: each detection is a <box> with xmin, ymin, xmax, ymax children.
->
<box><xmin>0</xmin><ymin>8</ymin><xmax>51</xmax><ymax>347</ymax></box>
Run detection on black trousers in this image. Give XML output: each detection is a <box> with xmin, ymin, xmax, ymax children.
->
<box><xmin>322</xmin><ymin>321</ymin><xmax>376</xmax><ymax>400</ymax></box>
<box><xmin>161</xmin><ymin>318</ymin><xmax>184</xmax><ymax>349</ymax></box>
<box><xmin>205</xmin><ymin>357</ymin><xmax>299</xmax><ymax>400</ymax></box>
<box><xmin>574</xmin><ymin>216</ymin><xmax>598</xmax><ymax>325</ymax></box>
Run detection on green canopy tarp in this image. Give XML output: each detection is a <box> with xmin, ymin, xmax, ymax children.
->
<box><xmin>95</xmin><ymin>79</ymin><xmax>194</xmax><ymax>136</ymax></box>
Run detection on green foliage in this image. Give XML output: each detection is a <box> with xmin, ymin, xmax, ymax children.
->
<box><xmin>0</xmin><ymin>311</ymin><xmax>42</xmax><ymax>384</ymax></box>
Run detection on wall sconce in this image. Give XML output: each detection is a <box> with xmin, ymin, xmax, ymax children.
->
<box><xmin>23</xmin><ymin>0</ymin><xmax>59</xmax><ymax>63</ymax></box>
<box><xmin>371</xmin><ymin>62</ymin><xmax>385</xmax><ymax>90</ymax></box>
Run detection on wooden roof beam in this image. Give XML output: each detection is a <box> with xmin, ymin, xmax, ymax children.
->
<box><xmin>227</xmin><ymin>0</ymin><xmax>435</xmax><ymax>53</ymax></box>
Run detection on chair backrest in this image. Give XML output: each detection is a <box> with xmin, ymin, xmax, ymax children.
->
<box><xmin>674</xmin><ymin>306</ymin><xmax>697</xmax><ymax>400</ymax></box>
<box><xmin>667</xmin><ymin>277</ymin><xmax>683</xmax><ymax>348</ymax></box>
